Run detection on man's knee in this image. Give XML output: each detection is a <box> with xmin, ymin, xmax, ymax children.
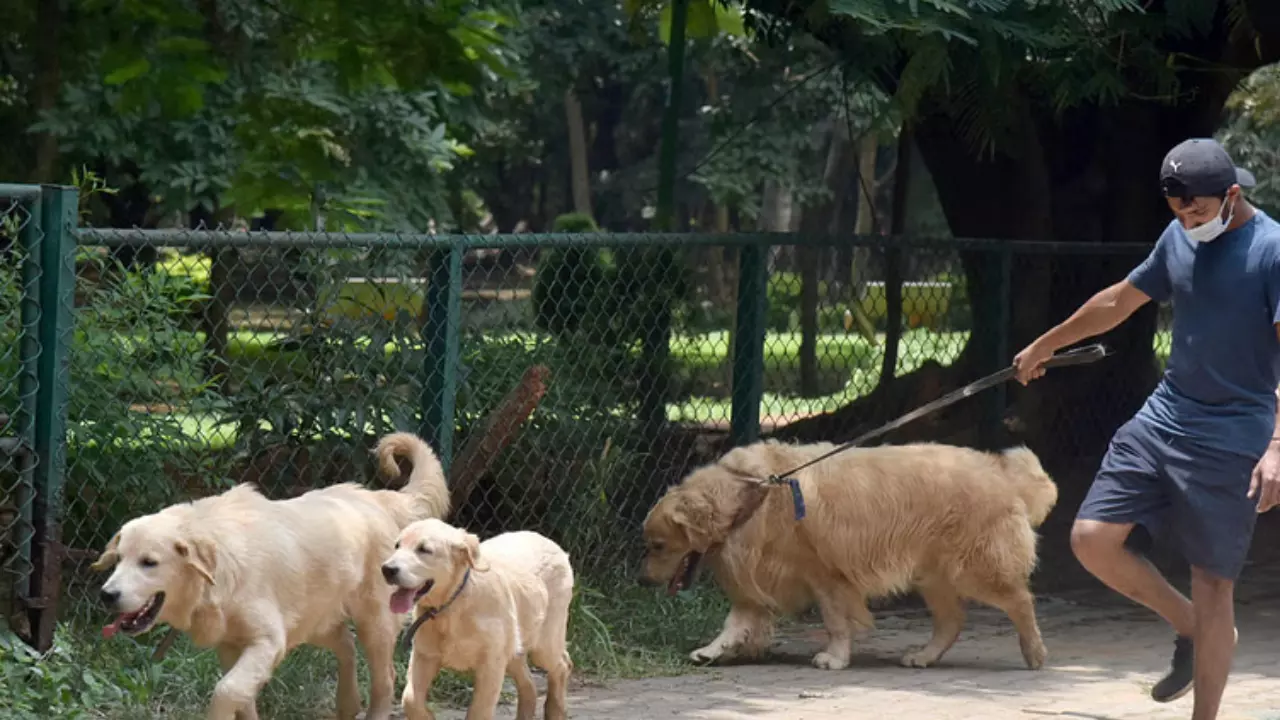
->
<box><xmin>1190</xmin><ymin>566</ymin><xmax>1235</xmax><ymax>599</ymax></box>
<box><xmin>1070</xmin><ymin>519</ymin><xmax>1130</xmax><ymax>567</ymax></box>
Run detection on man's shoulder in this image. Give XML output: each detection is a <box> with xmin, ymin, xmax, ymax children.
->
<box><xmin>1246</xmin><ymin>211</ymin><xmax>1280</xmax><ymax>263</ymax></box>
<box><xmin>1253</xmin><ymin>210</ymin><xmax>1280</xmax><ymax>242</ymax></box>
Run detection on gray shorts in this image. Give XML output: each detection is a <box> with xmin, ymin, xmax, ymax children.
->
<box><xmin>1076</xmin><ymin>416</ymin><xmax>1260</xmax><ymax>580</ymax></box>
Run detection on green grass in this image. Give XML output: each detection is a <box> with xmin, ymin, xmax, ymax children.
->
<box><xmin>2</xmin><ymin>576</ymin><xmax>729</xmax><ymax>719</ymax></box>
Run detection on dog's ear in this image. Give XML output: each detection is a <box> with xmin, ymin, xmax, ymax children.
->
<box><xmin>670</xmin><ymin>494</ymin><xmax>719</xmax><ymax>552</ymax></box>
<box><xmin>671</xmin><ymin>482</ymin><xmax>767</xmax><ymax>551</ymax></box>
<box><xmin>457</xmin><ymin>532</ymin><xmax>490</xmax><ymax>572</ymax></box>
<box><xmin>90</xmin><ymin>531</ymin><xmax>121</xmax><ymax>572</ymax></box>
<box><xmin>175</xmin><ymin>537</ymin><xmax>217</xmax><ymax>585</ymax></box>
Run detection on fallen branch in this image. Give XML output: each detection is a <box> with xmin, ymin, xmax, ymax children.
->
<box><xmin>448</xmin><ymin>365</ymin><xmax>551</xmax><ymax>512</ymax></box>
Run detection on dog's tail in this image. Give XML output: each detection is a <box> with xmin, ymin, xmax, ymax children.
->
<box><xmin>375</xmin><ymin>432</ymin><xmax>450</xmax><ymax>519</ymax></box>
<box><xmin>999</xmin><ymin>445</ymin><xmax>1058</xmax><ymax>528</ymax></box>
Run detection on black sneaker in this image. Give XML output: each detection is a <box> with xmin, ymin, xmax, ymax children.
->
<box><xmin>1150</xmin><ymin>628</ymin><xmax>1239</xmax><ymax>703</ymax></box>
<box><xmin>1151</xmin><ymin>635</ymin><xmax>1194</xmax><ymax>703</ymax></box>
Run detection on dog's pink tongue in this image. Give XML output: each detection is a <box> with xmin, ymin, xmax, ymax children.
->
<box><xmin>102</xmin><ymin>617</ymin><xmax>124</xmax><ymax>639</ymax></box>
<box><xmin>390</xmin><ymin>588</ymin><xmax>416</xmax><ymax>614</ymax></box>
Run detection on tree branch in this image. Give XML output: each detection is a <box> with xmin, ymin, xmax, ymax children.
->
<box><xmin>448</xmin><ymin>365</ymin><xmax>551</xmax><ymax>512</ymax></box>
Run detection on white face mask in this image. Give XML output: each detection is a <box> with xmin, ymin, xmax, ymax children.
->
<box><xmin>1183</xmin><ymin>196</ymin><xmax>1236</xmax><ymax>243</ymax></box>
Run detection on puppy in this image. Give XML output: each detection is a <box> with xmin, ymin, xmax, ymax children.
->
<box><xmin>640</xmin><ymin>439</ymin><xmax>1057</xmax><ymax>671</ymax></box>
<box><xmin>382</xmin><ymin>519</ymin><xmax>574</xmax><ymax>720</ymax></box>
<box><xmin>92</xmin><ymin>431</ymin><xmax>449</xmax><ymax>720</ymax></box>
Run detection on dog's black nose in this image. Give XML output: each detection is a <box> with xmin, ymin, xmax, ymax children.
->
<box><xmin>381</xmin><ymin>564</ymin><xmax>399</xmax><ymax>582</ymax></box>
<box><xmin>100</xmin><ymin>587</ymin><xmax>120</xmax><ymax>607</ymax></box>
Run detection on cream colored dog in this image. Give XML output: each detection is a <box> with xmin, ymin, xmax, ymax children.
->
<box><xmin>381</xmin><ymin>519</ymin><xmax>574</xmax><ymax>720</ymax></box>
<box><xmin>92</xmin><ymin>431</ymin><xmax>449</xmax><ymax>720</ymax></box>
<box><xmin>640</xmin><ymin>439</ymin><xmax>1058</xmax><ymax>672</ymax></box>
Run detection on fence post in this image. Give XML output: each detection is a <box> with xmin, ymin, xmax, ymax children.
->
<box><xmin>420</xmin><ymin>245</ymin><xmax>463</xmax><ymax>474</ymax></box>
<box><xmin>730</xmin><ymin>242</ymin><xmax>769</xmax><ymax>446</ymax></box>
<box><xmin>28</xmin><ymin>184</ymin><xmax>76</xmax><ymax>651</ymax></box>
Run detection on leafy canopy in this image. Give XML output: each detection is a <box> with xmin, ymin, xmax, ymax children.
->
<box><xmin>30</xmin><ymin>0</ymin><xmax>518</xmax><ymax>229</ymax></box>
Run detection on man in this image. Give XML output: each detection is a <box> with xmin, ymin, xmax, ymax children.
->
<box><xmin>1013</xmin><ymin>137</ymin><xmax>1280</xmax><ymax>720</ymax></box>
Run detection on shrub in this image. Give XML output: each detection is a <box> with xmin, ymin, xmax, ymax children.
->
<box><xmin>531</xmin><ymin>213</ymin><xmax>610</xmax><ymax>340</ymax></box>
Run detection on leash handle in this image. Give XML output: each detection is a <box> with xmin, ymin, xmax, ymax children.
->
<box><xmin>1040</xmin><ymin>343</ymin><xmax>1109</xmax><ymax>370</ymax></box>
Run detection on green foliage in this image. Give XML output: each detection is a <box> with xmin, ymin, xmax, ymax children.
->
<box><xmin>532</xmin><ymin>213</ymin><xmax>609</xmax><ymax>339</ymax></box>
<box><xmin>531</xmin><ymin>213</ymin><xmax>667</xmax><ymax>352</ymax></box>
<box><xmin>656</xmin><ymin>0</ymin><xmax>747</xmax><ymax>44</ymax></box>
<box><xmin>0</xmin><ymin>245</ymin><xmax>22</xmax><ymax>416</ymax></box>
<box><xmin>63</xmin><ymin>258</ymin><xmax>221</xmax><ymax>551</ymax></box>
<box><xmin>0</xmin><ymin>628</ymin><xmax>128</xmax><ymax>719</ymax></box>
<box><xmin>1219</xmin><ymin>64</ymin><xmax>1280</xmax><ymax>216</ymax></box>
<box><xmin>22</xmin><ymin>0</ymin><xmax>518</xmax><ymax>229</ymax></box>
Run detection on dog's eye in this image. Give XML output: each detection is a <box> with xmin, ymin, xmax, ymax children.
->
<box><xmin>417</xmin><ymin>544</ymin><xmax>432</xmax><ymax>555</ymax></box>
<box><xmin>393</xmin><ymin>541</ymin><xmax>400</xmax><ymax>550</ymax></box>
<box><xmin>140</xmin><ymin>557</ymin><xmax>158</xmax><ymax>568</ymax></box>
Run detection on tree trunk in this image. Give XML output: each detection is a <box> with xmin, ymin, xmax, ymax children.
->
<box><xmin>192</xmin><ymin>205</ymin><xmax>237</xmax><ymax>393</ymax></box>
<box><xmin>876</xmin><ymin>130</ymin><xmax>910</xmax><ymax>402</ymax></box>
<box><xmin>708</xmin><ymin>205</ymin><xmax>732</xmax><ymax>304</ymax></box>
<box><xmin>799</xmin><ymin>121</ymin><xmax>853</xmax><ymax>397</ymax></box>
<box><xmin>30</xmin><ymin>0</ymin><xmax>62</xmax><ymax>183</ymax></box>
<box><xmin>702</xmin><ymin>68</ymin><xmax>733</xmax><ymax>309</ymax></box>
<box><xmin>564</xmin><ymin>88</ymin><xmax>593</xmax><ymax>219</ymax></box>
<box><xmin>845</xmin><ymin>133</ymin><xmax>881</xmax><ymax>343</ymax></box>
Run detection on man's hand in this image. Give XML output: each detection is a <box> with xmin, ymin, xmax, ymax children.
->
<box><xmin>1012</xmin><ymin>339</ymin><xmax>1056</xmax><ymax>386</ymax></box>
<box><xmin>1248</xmin><ymin>443</ymin><xmax>1280</xmax><ymax>513</ymax></box>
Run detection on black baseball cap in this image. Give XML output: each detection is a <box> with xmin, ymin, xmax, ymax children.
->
<box><xmin>1159</xmin><ymin>138</ymin><xmax>1257</xmax><ymax>199</ymax></box>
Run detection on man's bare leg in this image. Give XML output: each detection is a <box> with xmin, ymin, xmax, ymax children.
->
<box><xmin>1190</xmin><ymin>567</ymin><xmax>1235</xmax><ymax>720</ymax></box>
<box><xmin>1070</xmin><ymin>519</ymin><xmax>1195</xmax><ymax>635</ymax></box>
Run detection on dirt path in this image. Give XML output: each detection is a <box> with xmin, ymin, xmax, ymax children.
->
<box><xmin>428</xmin><ymin>574</ymin><xmax>1280</xmax><ymax>720</ymax></box>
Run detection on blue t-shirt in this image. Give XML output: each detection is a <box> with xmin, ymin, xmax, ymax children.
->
<box><xmin>1127</xmin><ymin>209</ymin><xmax>1280</xmax><ymax>459</ymax></box>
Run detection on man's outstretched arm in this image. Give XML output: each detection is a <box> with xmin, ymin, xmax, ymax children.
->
<box><xmin>1013</xmin><ymin>280</ymin><xmax>1152</xmax><ymax>384</ymax></box>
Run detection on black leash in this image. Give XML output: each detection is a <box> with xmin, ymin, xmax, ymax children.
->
<box><xmin>399</xmin><ymin>567</ymin><xmax>472</xmax><ymax>651</ymax></box>
<box><xmin>763</xmin><ymin>343</ymin><xmax>1112</xmax><ymax>520</ymax></box>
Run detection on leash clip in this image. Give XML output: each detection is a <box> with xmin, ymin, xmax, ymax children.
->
<box><xmin>768</xmin><ymin>474</ymin><xmax>806</xmax><ymax>521</ymax></box>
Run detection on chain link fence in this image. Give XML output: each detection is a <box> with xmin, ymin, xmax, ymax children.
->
<box><xmin>0</xmin><ymin>192</ymin><xmax>38</xmax><ymax>639</ymax></box>
<box><xmin>55</xmin><ymin>227</ymin><xmax>1173</xmax><ymax>628</ymax></box>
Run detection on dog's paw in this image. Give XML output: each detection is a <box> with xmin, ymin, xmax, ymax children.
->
<box><xmin>689</xmin><ymin>646</ymin><xmax>723</xmax><ymax>665</ymax></box>
<box><xmin>1021</xmin><ymin>640</ymin><xmax>1047</xmax><ymax>670</ymax></box>
<box><xmin>811</xmin><ymin>651</ymin><xmax>849</xmax><ymax>670</ymax></box>
<box><xmin>401</xmin><ymin>707</ymin><xmax>436</xmax><ymax>720</ymax></box>
<box><xmin>899</xmin><ymin>650</ymin><xmax>938</xmax><ymax>668</ymax></box>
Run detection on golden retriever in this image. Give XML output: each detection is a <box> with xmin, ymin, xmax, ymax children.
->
<box><xmin>382</xmin><ymin>518</ymin><xmax>574</xmax><ymax>720</ymax></box>
<box><xmin>91</xmin><ymin>431</ymin><xmax>449</xmax><ymax>720</ymax></box>
<box><xmin>640</xmin><ymin>439</ymin><xmax>1057</xmax><ymax>672</ymax></box>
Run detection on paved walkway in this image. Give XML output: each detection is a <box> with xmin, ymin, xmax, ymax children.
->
<box><xmin>429</xmin><ymin>573</ymin><xmax>1280</xmax><ymax>720</ymax></box>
